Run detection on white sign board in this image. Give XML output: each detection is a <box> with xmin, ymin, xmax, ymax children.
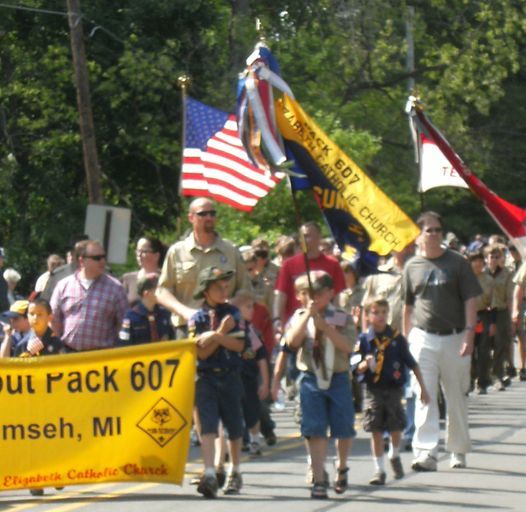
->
<box><xmin>84</xmin><ymin>205</ymin><xmax>131</xmax><ymax>264</ymax></box>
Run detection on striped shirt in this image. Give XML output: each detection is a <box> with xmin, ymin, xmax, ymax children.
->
<box><xmin>50</xmin><ymin>271</ymin><xmax>128</xmax><ymax>351</ymax></box>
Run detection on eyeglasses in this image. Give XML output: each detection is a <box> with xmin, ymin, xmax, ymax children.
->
<box><xmin>195</xmin><ymin>210</ymin><xmax>217</xmax><ymax>218</ymax></box>
<box><xmin>85</xmin><ymin>254</ymin><xmax>106</xmax><ymax>261</ymax></box>
<box><xmin>136</xmin><ymin>249</ymin><xmax>154</xmax><ymax>255</ymax></box>
<box><xmin>424</xmin><ymin>227</ymin><xmax>443</xmax><ymax>234</ymax></box>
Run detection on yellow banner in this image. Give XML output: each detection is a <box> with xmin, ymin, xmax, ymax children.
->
<box><xmin>0</xmin><ymin>340</ymin><xmax>196</xmax><ymax>491</ymax></box>
<box><xmin>276</xmin><ymin>95</ymin><xmax>419</xmax><ymax>255</ymax></box>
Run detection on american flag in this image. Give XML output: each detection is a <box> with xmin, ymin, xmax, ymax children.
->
<box><xmin>181</xmin><ymin>96</ymin><xmax>281</xmax><ymax>211</ymax></box>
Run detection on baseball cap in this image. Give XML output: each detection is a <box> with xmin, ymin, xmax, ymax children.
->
<box><xmin>2</xmin><ymin>300</ymin><xmax>29</xmax><ymax>319</ymax></box>
<box><xmin>193</xmin><ymin>266</ymin><xmax>235</xmax><ymax>300</ymax></box>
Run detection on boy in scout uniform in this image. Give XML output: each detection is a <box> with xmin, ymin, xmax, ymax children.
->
<box><xmin>118</xmin><ymin>273</ymin><xmax>173</xmax><ymax>346</ymax></box>
<box><xmin>189</xmin><ymin>266</ymin><xmax>245</xmax><ymax>498</ymax></box>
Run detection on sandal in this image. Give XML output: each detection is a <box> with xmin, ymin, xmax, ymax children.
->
<box><xmin>334</xmin><ymin>467</ymin><xmax>349</xmax><ymax>494</ymax></box>
<box><xmin>311</xmin><ymin>482</ymin><xmax>328</xmax><ymax>499</ymax></box>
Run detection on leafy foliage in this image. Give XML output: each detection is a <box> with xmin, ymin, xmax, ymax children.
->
<box><xmin>1</xmin><ymin>0</ymin><xmax>526</xmax><ymax>293</ymax></box>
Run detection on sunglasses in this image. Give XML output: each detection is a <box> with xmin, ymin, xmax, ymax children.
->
<box><xmin>424</xmin><ymin>227</ymin><xmax>443</xmax><ymax>234</ymax></box>
<box><xmin>85</xmin><ymin>254</ymin><xmax>106</xmax><ymax>261</ymax></box>
<box><xmin>195</xmin><ymin>209</ymin><xmax>217</xmax><ymax>218</ymax></box>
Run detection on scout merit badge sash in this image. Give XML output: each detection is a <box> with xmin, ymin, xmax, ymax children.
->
<box><xmin>372</xmin><ymin>331</ymin><xmax>399</xmax><ymax>383</ymax></box>
<box><xmin>307</xmin><ymin>306</ymin><xmax>348</xmax><ymax>390</ymax></box>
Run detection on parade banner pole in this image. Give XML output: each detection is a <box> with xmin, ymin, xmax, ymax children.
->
<box><xmin>176</xmin><ymin>74</ymin><xmax>191</xmax><ymax>239</ymax></box>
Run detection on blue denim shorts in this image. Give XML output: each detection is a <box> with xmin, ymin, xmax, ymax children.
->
<box><xmin>196</xmin><ymin>370</ymin><xmax>243</xmax><ymax>440</ymax></box>
<box><xmin>299</xmin><ymin>371</ymin><xmax>356</xmax><ymax>439</ymax></box>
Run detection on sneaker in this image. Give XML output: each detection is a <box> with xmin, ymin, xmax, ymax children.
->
<box><xmin>494</xmin><ymin>380</ymin><xmax>506</xmax><ymax>391</ymax></box>
<box><xmin>333</xmin><ymin>467</ymin><xmax>349</xmax><ymax>494</ymax></box>
<box><xmin>223</xmin><ymin>471</ymin><xmax>243</xmax><ymax>495</ymax></box>
<box><xmin>265</xmin><ymin>432</ymin><xmax>277</xmax><ymax>446</ymax></box>
<box><xmin>507</xmin><ymin>366</ymin><xmax>517</xmax><ymax>378</ymax></box>
<box><xmin>450</xmin><ymin>453</ymin><xmax>466</xmax><ymax>469</ymax></box>
<box><xmin>29</xmin><ymin>489</ymin><xmax>44</xmax><ymax>496</ymax></box>
<box><xmin>249</xmin><ymin>441</ymin><xmax>262</xmax><ymax>456</ymax></box>
<box><xmin>216</xmin><ymin>465</ymin><xmax>226</xmax><ymax>488</ymax></box>
<box><xmin>197</xmin><ymin>473</ymin><xmax>218</xmax><ymax>499</ymax></box>
<box><xmin>369</xmin><ymin>471</ymin><xmax>386</xmax><ymax>485</ymax></box>
<box><xmin>477</xmin><ymin>386</ymin><xmax>488</xmax><ymax>395</ymax></box>
<box><xmin>412</xmin><ymin>454</ymin><xmax>437</xmax><ymax>472</ymax></box>
<box><xmin>520</xmin><ymin>368</ymin><xmax>526</xmax><ymax>381</ymax></box>
<box><xmin>390</xmin><ymin>456</ymin><xmax>404</xmax><ymax>479</ymax></box>
<box><xmin>311</xmin><ymin>482</ymin><xmax>328</xmax><ymax>499</ymax></box>
<box><xmin>502</xmin><ymin>376</ymin><xmax>512</xmax><ymax>388</ymax></box>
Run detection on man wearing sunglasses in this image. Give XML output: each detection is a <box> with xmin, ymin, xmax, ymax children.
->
<box><xmin>50</xmin><ymin>240</ymin><xmax>128</xmax><ymax>352</ymax></box>
<box><xmin>402</xmin><ymin>211</ymin><xmax>481</xmax><ymax>472</ymax></box>
<box><xmin>157</xmin><ymin>197</ymin><xmax>249</xmax><ymax>338</ymax></box>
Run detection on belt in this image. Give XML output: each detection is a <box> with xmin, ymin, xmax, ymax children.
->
<box><xmin>421</xmin><ymin>327</ymin><xmax>463</xmax><ymax>336</ymax></box>
<box><xmin>198</xmin><ymin>367</ymin><xmax>236</xmax><ymax>375</ymax></box>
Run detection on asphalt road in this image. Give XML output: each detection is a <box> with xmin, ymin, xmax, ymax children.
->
<box><xmin>1</xmin><ymin>377</ymin><xmax>525</xmax><ymax>512</ymax></box>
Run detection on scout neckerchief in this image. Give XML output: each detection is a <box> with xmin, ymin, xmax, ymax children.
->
<box><xmin>147</xmin><ymin>312</ymin><xmax>160</xmax><ymax>342</ymax></box>
<box><xmin>306</xmin><ymin>305</ymin><xmax>347</xmax><ymax>390</ymax></box>
<box><xmin>372</xmin><ymin>330</ymin><xmax>399</xmax><ymax>383</ymax></box>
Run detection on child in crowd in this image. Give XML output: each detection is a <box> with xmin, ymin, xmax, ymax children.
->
<box><xmin>357</xmin><ymin>298</ymin><xmax>429</xmax><ymax>485</ymax></box>
<box><xmin>0</xmin><ymin>300</ymin><xmax>31</xmax><ymax>357</ymax></box>
<box><xmin>285</xmin><ymin>271</ymin><xmax>356</xmax><ymax>499</ymax></box>
<box><xmin>188</xmin><ymin>266</ymin><xmax>245</xmax><ymax>499</ymax></box>
<box><xmin>16</xmin><ymin>297</ymin><xmax>63</xmax><ymax>358</ymax></box>
<box><xmin>118</xmin><ymin>273</ymin><xmax>174</xmax><ymax>346</ymax></box>
<box><xmin>230</xmin><ymin>290</ymin><xmax>270</xmax><ymax>456</ymax></box>
<box><xmin>9</xmin><ymin>297</ymin><xmax>64</xmax><ymax>496</ymax></box>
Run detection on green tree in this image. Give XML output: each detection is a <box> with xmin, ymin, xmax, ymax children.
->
<box><xmin>2</xmin><ymin>0</ymin><xmax>526</xmax><ymax>292</ymax></box>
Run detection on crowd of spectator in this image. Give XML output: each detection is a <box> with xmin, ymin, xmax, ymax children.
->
<box><xmin>0</xmin><ymin>201</ymin><xmax>524</xmax><ymax>499</ymax></box>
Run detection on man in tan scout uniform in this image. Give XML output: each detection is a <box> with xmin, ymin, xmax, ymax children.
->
<box><xmin>156</xmin><ymin>197</ymin><xmax>250</xmax><ymax>337</ymax></box>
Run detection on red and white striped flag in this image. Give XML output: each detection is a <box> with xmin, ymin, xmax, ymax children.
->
<box><xmin>413</xmin><ymin>105</ymin><xmax>526</xmax><ymax>258</ymax></box>
<box><xmin>418</xmin><ymin>134</ymin><xmax>469</xmax><ymax>193</ymax></box>
<box><xmin>181</xmin><ymin>96</ymin><xmax>281</xmax><ymax>211</ymax></box>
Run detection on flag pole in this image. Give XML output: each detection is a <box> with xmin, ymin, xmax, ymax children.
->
<box><xmin>253</xmin><ymin>19</ymin><xmax>313</xmax><ymax>284</ymax></box>
<box><xmin>177</xmin><ymin>74</ymin><xmax>191</xmax><ymax>239</ymax></box>
<box><xmin>406</xmin><ymin>5</ymin><xmax>424</xmax><ymax>212</ymax></box>
<box><xmin>253</xmin><ymin>20</ymin><xmax>325</xmax><ymax>376</ymax></box>
<box><xmin>253</xmin><ymin>18</ymin><xmax>314</xmax><ymax>285</ymax></box>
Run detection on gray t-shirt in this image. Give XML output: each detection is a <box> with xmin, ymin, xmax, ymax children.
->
<box><xmin>403</xmin><ymin>249</ymin><xmax>482</xmax><ymax>331</ymax></box>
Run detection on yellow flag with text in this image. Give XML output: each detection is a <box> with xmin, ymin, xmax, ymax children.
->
<box><xmin>0</xmin><ymin>340</ymin><xmax>196</xmax><ymax>491</ymax></box>
<box><xmin>276</xmin><ymin>95</ymin><xmax>419</xmax><ymax>255</ymax></box>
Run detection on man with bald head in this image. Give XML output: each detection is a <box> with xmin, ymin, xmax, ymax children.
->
<box><xmin>157</xmin><ymin>198</ymin><xmax>250</xmax><ymax>337</ymax></box>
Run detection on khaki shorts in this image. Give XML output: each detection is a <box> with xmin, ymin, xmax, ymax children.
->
<box><xmin>363</xmin><ymin>387</ymin><xmax>406</xmax><ymax>433</ymax></box>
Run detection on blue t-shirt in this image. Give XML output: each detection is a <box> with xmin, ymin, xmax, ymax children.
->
<box><xmin>7</xmin><ymin>330</ymin><xmax>31</xmax><ymax>357</ymax></box>
<box><xmin>189</xmin><ymin>302</ymin><xmax>243</xmax><ymax>371</ymax></box>
<box><xmin>14</xmin><ymin>328</ymin><xmax>63</xmax><ymax>357</ymax></box>
<box><xmin>358</xmin><ymin>326</ymin><xmax>416</xmax><ymax>388</ymax></box>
